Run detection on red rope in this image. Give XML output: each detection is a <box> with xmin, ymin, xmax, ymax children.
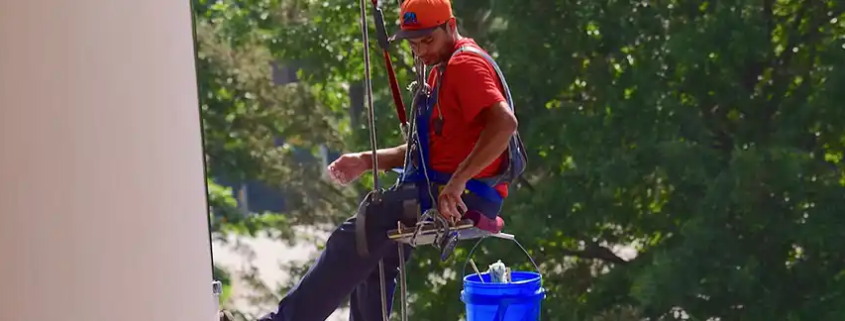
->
<box><xmin>370</xmin><ymin>0</ymin><xmax>408</xmax><ymax>126</ymax></box>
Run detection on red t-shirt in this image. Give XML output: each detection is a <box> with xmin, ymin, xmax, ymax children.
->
<box><xmin>426</xmin><ymin>38</ymin><xmax>510</xmax><ymax>197</ymax></box>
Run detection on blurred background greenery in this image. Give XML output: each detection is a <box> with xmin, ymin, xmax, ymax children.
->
<box><xmin>195</xmin><ymin>0</ymin><xmax>845</xmax><ymax>320</ymax></box>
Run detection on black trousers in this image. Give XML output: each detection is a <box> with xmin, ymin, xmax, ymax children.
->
<box><xmin>258</xmin><ymin>185</ymin><xmax>501</xmax><ymax>321</ymax></box>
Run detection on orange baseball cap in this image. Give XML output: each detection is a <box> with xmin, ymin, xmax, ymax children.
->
<box><xmin>388</xmin><ymin>0</ymin><xmax>454</xmax><ymax>41</ymax></box>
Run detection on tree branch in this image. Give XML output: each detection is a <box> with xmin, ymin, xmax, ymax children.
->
<box><xmin>543</xmin><ymin>241</ymin><xmax>630</xmax><ymax>265</ymax></box>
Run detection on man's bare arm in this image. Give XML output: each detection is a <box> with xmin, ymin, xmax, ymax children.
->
<box><xmin>452</xmin><ymin>101</ymin><xmax>517</xmax><ymax>182</ymax></box>
<box><xmin>357</xmin><ymin>144</ymin><xmax>407</xmax><ymax>171</ymax></box>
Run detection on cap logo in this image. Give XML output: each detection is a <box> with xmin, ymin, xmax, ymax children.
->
<box><xmin>402</xmin><ymin>12</ymin><xmax>419</xmax><ymax>26</ymax></box>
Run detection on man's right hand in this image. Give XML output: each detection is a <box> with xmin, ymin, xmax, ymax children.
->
<box><xmin>327</xmin><ymin>152</ymin><xmax>369</xmax><ymax>185</ymax></box>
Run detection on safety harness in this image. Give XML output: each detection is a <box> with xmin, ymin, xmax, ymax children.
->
<box><xmin>396</xmin><ymin>45</ymin><xmax>529</xmax><ymax>214</ymax></box>
<box><xmin>355</xmin><ymin>1</ymin><xmax>528</xmax><ymax>320</ymax></box>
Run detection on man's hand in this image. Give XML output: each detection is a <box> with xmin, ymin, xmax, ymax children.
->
<box><xmin>438</xmin><ymin>178</ymin><xmax>468</xmax><ymax>223</ymax></box>
<box><xmin>327</xmin><ymin>153</ymin><xmax>368</xmax><ymax>185</ymax></box>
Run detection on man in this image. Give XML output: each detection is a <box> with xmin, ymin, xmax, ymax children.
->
<box><xmin>254</xmin><ymin>0</ymin><xmax>518</xmax><ymax>320</ymax></box>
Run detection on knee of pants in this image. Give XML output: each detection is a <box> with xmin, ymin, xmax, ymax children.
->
<box><xmin>366</xmin><ymin>244</ymin><xmax>414</xmax><ymax>277</ymax></box>
<box><xmin>383</xmin><ymin>243</ymin><xmax>414</xmax><ymax>262</ymax></box>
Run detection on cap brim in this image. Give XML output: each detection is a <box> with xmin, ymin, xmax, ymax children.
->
<box><xmin>388</xmin><ymin>26</ymin><xmax>438</xmax><ymax>42</ymax></box>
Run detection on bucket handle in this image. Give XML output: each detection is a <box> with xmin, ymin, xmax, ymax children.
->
<box><xmin>461</xmin><ymin>235</ymin><xmax>541</xmax><ymax>280</ymax></box>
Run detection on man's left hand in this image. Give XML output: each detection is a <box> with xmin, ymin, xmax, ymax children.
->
<box><xmin>438</xmin><ymin>178</ymin><xmax>468</xmax><ymax>223</ymax></box>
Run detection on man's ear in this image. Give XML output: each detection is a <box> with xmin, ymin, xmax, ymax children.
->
<box><xmin>448</xmin><ymin>17</ymin><xmax>457</xmax><ymax>32</ymax></box>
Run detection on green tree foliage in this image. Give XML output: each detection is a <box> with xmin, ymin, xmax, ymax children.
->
<box><xmin>195</xmin><ymin>0</ymin><xmax>356</xmax><ymax>225</ymax></box>
<box><xmin>194</xmin><ymin>0</ymin><xmax>360</xmax><ymax>313</ymax></box>
<box><xmin>488</xmin><ymin>0</ymin><xmax>845</xmax><ymax>320</ymax></box>
<box><xmin>196</xmin><ymin>0</ymin><xmax>845</xmax><ymax>320</ymax></box>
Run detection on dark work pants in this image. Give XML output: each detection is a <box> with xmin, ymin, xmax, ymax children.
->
<box><xmin>258</xmin><ymin>185</ymin><xmax>501</xmax><ymax>321</ymax></box>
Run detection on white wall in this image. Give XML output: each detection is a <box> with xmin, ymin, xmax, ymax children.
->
<box><xmin>0</xmin><ymin>1</ymin><xmax>215</xmax><ymax>320</ymax></box>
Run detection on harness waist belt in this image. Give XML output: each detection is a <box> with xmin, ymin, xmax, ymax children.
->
<box><xmin>393</xmin><ymin>167</ymin><xmax>504</xmax><ymax>204</ymax></box>
<box><xmin>428</xmin><ymin>171</ymin><xmax>504</xmax><ymax>204</ymax></box>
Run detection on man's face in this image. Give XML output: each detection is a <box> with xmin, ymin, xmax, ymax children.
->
<box><xmin>406</xmin><ymin>24</ymin><xmax>452</xmax><ymax>65</ymax></box>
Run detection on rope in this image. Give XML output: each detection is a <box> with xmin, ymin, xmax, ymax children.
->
<box><xmin>388</xmin><ymin>0</ymin><xmax>417</xmax><ymax>319</ymax></box>
<box><xmin>357</xmin><ymin>0</ymin><xmax>443</xmax><ymax>319</ymax></box>
<box><xmin>358</xmin><ymin>0</ymin><xmax>380</xmax><ymax>195</ymax></box>
<box><xmin>356</xmin><ymin>0</ymin><xmax>389</xmax><ymax>320</ymax></box>
<box><xmin>398</xmin><ymin>245</ymin><xmax>408</xmax><ymax>321</ymax></box>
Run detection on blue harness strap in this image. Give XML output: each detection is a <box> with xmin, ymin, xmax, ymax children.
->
<box><xmin>397</xmin><ymin>45</ymin><xmax>528</xmax><ymax>214</ymax></box>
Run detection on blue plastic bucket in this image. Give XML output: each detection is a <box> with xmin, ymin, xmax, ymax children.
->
<box><xmin>460</xmin><ymin>236</ymin><xmax>546</xmax><ymax>321</ymax></box>
<box><xmin>461</xmin><ymin>271</ymin><xmax>545</xmax><ymax>320</ymax></box>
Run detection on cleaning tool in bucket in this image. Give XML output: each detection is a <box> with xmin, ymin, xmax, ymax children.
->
<box><xmin>461</xmin><ymin>237</ymin><xmax>546</xmax><ymax>321</ymax></box>
<box><xmin>488</xmin><ymin>260</ymin><xmax>512</xmax><ymax>283</ymax></box>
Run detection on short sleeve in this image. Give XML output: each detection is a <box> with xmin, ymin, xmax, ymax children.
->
<box><xmin>447</xmin><ymin>54</ymin><xmax>505</xmax><ymax>121</ymax></box>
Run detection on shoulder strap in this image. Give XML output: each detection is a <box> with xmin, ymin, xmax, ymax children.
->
<box><xmin>447</xmin><ymin>46</ymin><xmax>515</xmax><ymax>113</ymax></box>
<box><xmin>445</xmin><ymin>45</ymin><xmax>529</xmax><ymax>186</ymax></box>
